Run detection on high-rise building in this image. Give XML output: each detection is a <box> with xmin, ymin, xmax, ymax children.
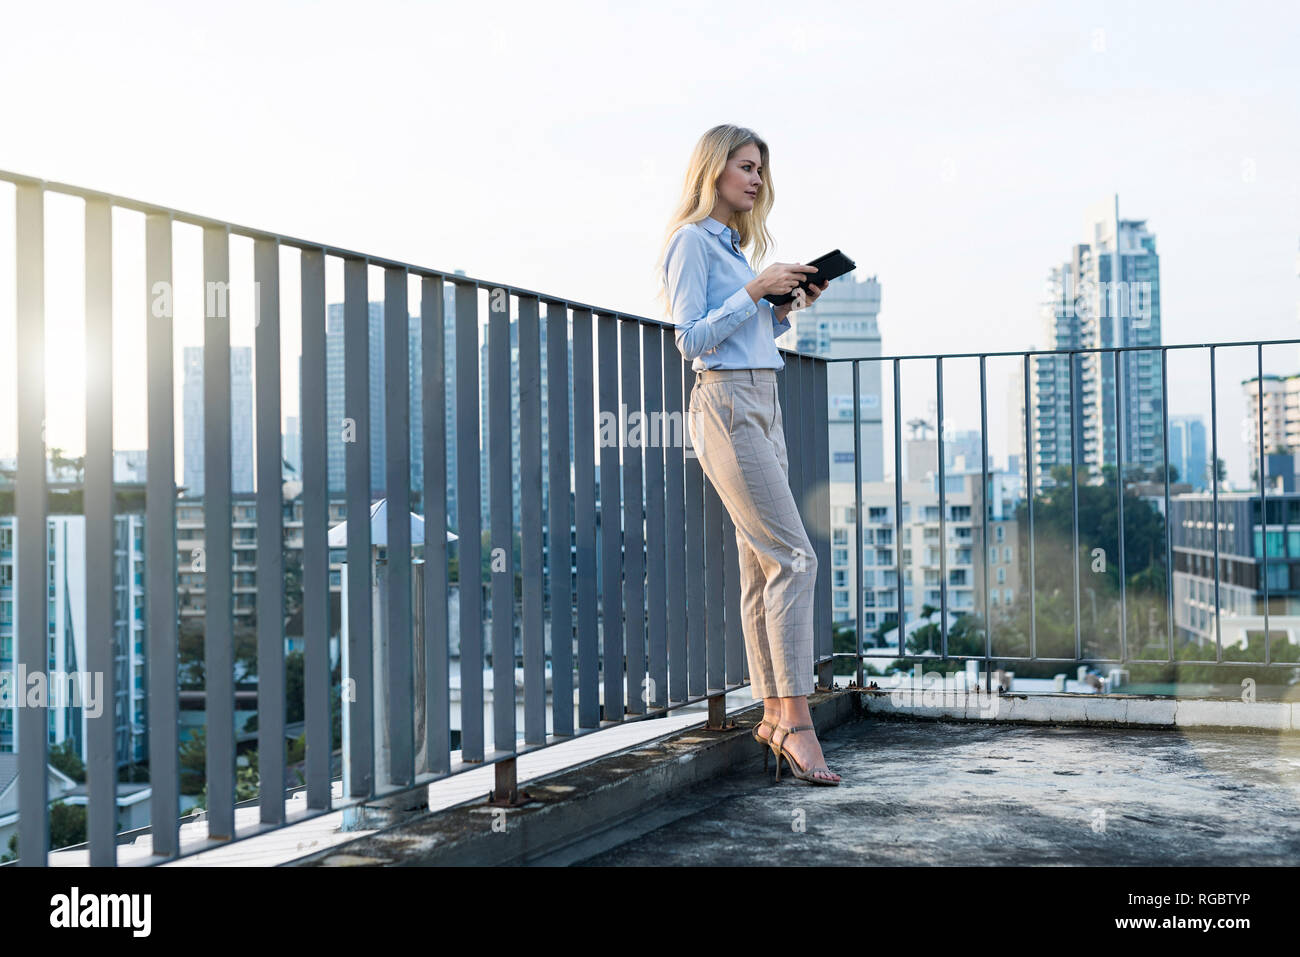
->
<box><xmin>1032</xmin><ymin>196</ymin><xmax>1163</xmax><ymax>491</ymax></box>
<box><xmin>283</xmin><ymin>416</ymin><xmax>301</xmax><ymax>479</ymax></box>
<box><xmin>477</xmin><ymin>310</ymin><xmax>576</xmax><ymax>531</ymax></box>
<box><xmin>0</xmin><ymin>514</ymin><xmax>148</xmax><ymax>770</ymax></box>
<box><xmin>780</xmin><ymin>273</ymin><xmax>884</xmax><ymax>484</ymax></box>
<box><xmin>182</xmin><ymin>346</ymin><xmax>255</xmax><ymax>498</ymax></box>
<box><xmin>1240</xmin><ymin>375</ymin><xmax>1300</xmax><ymax>480</ymax></box>
<box><xmin>322</xmin><ymin>301</ymin><xmax>428</xmax><ymax>498</ymax></box>
<box><xmin>1168</xmin><ymin>414</ymin><xmax>1208</xmax><ymax>491</ymax></box>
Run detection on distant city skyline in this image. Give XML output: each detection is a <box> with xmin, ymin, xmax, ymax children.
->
<box><xmin>1</xmin><ymin>1</ymin><xmax>1298</xmax><ymax>492</ymax></box>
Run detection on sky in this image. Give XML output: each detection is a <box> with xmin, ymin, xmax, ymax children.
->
<box><xmin>0</xmin><ymin>0</ymin><xmax>1298</xmax><ymax>486</ymax></box>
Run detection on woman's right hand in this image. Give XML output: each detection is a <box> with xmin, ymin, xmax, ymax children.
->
<box><xmin>747</xmin><ymin>262</ymin><xmax>820</xmax><ymax>302</ymax></box>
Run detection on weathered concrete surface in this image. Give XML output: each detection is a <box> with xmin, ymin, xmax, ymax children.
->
<box><xmin>576</xmin><ymin>716</ymin><xmax>1300</xmax><ymax>866</ymax></box>
<box><xmin>289</xmin><ymin>690</ymin><xmax>859</xmax><ymax>866</ymax></box>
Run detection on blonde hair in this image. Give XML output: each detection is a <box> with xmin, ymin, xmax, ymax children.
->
<box><xmin>653</xmin><ymin>124</ymin><xmax>775</xmax><ymax>318</ymax></box>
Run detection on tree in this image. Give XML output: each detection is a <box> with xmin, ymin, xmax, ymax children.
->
<box><xmin>1207</xmin><ymin>457</ymin><xmax>1227</xmax><ymax>486</ymax></box>
<box><xmin>0</xmin><ymin>802</ymin><xmax>88</xmax><ymax>861</ymax></box>
<box><xmin>48</xmin><ymin>739</ymin><xmax>86</xmax><ymax>784</ymax></box>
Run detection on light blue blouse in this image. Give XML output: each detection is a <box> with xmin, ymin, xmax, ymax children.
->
<box><xmin>663</xmin><ymin>215</ymin><xmax>791</xmax><ymax>371</ymax></box>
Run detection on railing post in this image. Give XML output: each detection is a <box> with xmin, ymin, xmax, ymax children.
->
<box><xmin>203</xmin><ymin>224</ymin><xmax>235</xmax><ymax>840</ymax></box>
<box><xmin>84</xmin><ymin>195</ymin><xmax>116</xmax><ymax>866</ymax></box>
<box><xmin>16</xmin><ymin>181</ymin><xmax>47</xmax><ymax>866</ymax></box>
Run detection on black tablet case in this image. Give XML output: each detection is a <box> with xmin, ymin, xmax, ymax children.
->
<box><xmin>764</xmin><ymin>249</ymin><xmax>857</xmax><ymax>305</ymax></box>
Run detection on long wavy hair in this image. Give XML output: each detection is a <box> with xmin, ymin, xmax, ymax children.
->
<box><xmin>653</xmin><ymin>124</ymin><xmax>775</xmax><ymax>317</ymax></box>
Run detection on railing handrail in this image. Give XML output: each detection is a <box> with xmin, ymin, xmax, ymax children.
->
<box><xmin>824</xmin><ymin>338</ymin><xmax>1300</xmax><ymax>363</ymax></box>
<box><xmin>0</xmin><ymin>166</ymin><xmax>818</xmax><ymax>352</ymax></box>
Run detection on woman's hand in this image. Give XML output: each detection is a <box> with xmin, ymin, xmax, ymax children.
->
<box><xmin>753</xmin><ymin>261</ymin><xmax>820</xmax><ymax>300</ymax></box>
<box><xmin>780</xmin><ymin>276</ymin><xmax>832</xmax><ymax>317</ymax></box>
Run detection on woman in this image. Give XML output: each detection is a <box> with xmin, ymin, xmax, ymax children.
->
<box><xmin>655</xmin><ymin>124</ymin><xmax>840</xmax><ymax>785</ymax></box>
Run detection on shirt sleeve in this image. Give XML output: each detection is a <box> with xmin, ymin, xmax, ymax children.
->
<box><xmin>769</xmin><ymin>300</ymin><xmax>791</xmax><ymax>338</ymax></box>
<box><xmin>663</xmin><ymin>229</ymin><xmax>760</xmax><ymax>362</ymax></box>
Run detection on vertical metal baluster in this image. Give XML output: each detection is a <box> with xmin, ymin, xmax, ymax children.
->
<box><xmin>145</xmin><ymin>211</ymin><xmax>179</xmax><ymax>857</ymax></box>
<box><xmin>571</xmin><ymin>308</ymin><xmax>599</xmax><ymax>728</ymax></box>
<box><xmin>1070</xmin><ymin>351</ymin><xmax>1082</xmax><ymax>662</ymax></box>
<box><xmin>893</xmin><ymin>358</ymin><xmax>904</xmax><ymax>657</ymax></box>
<box><xmin>343</xmin><ymin>257</ymin><xmax>374</xmax><ymax>786</ymax></box>
<box><xmin>544</xmin><ymin>299</ymin><xmax>574</xmax><ymax>733</ymax></box>
<box><xmin>853</xmin><ymin>361</ymin><xmax>864</xmax><ymax>688</ymax></box>
<box><xmin>1161</xmin><ymin>348</ymin><xmax>1173</xmax><ymax>662</ymax></box>
<box><xmin>703</xmin><ymin>468</ymin><xmax>724</xmax><ymax>692</ymax></box>
<box><xmin>1115</xmin><ymin>349</ymin><xmax>1127</xmax><ymax>663</ymax></box>
<box><xmin>1258</xmin><ymin>344</ymin><xmax>1270</xmax><ymax>666</ymax></box>
<box><xmin>684</xmin><ymin>361</ymin><xmax>706</xmax><ymax>699</ymax></box>
<box><xmin>203</xmin><ymin>225</ymin><xmax>235</xmax><ymax>839</ymax></box>
<box><xmin>519</xmin><ymin>294</ymin><xmax>545</xmax><ymax>744</ymax></box>
<box><xmin>15</xmin><ymin>182</ymin><xmax>46</xmax><ymax>866</ymax></box>
<box><xmin>663</xmin><ymin>338</ymin><xmax>686</xmax><ymax>704</ymax></box>
<box><xmin>937</xmin><ymin>357</ymin><xmax>948</xmax><ymax>658</ymax></box>
<box><xmin>488</xmin><ymin>286</ymin><xmax>514</xmax><ymax>753</ymax></box>
<box><xmin>620</xmin><ymin>318</ymin><xmax>647</xmax><ymax>709</ymax></box>
<box><xmin>255</xmin><ymin>237</ymin><xmax>286</xmax><ymax>820</ymax></box>
<box><xmin>384</xmin><ymin>266</ymin><xmax>413</xmax><ymax>782</ymax></box>
<box><xmin>84</xmin><ymin>196</ymin><xmax>115</xmax><ymax>865</ymax></box>
<box><xmin>300</xmin><ymin>249</ymin><xmax>332</xmax><ymax>800</ymax></box>
<box><xmin>813</xmin><ymin>358</ymin><xmax>831</xmax><ymax>679</ymax></box>
<box><xmin>597</xmin><ymin>311</ymin><xmax>622</xmax><ymax>719</ymax></box>
<box><xmin>1210</xmin><ymin>345</ymin><xmax>1221</xmax><ymax>660</ymax></box>
<box><xmin>722</xmin><ymin>508</ymin><xmax>741</xmax><ymax>687</ymax></box>
<box><xmin>643</xmin><ymin>327</ymin><xmax>667</xmax><ymax>707</ymax></box>
<box><xmin>452</xmin><ymin>280</ymin><xmax>482</xmax><ymax>758</ymax></box>
<box><xmin>1024</xmin><ymin>353</ymin><xmax>1036</xmax><ymax>662</ymax></box>
<box><xmin>421</xmin><ymin>275</ymin><xmax>451</xmax><ymax>769</ymax></box>
<box><xmin>979</xmin><ymin>355</ymin><xmax>991</xmax><ymax>688</ymax></box>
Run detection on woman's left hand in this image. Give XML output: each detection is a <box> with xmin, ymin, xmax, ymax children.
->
<box><xmin>788</xmin><ymin>276</ymin><xmax>830</xmax><ymax>315</ymax></box>
<box><xmin>775</xmin><ymin>277</ymin><xmax>830</xmax><ymax>321</ymax></box>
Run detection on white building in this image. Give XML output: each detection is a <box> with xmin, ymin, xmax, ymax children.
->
<box><xmin>828</xmin><ymin>468</ymin><xmax>1022</xmax><ymax>641</ymax></box>
<box><xmin>0</xmin><ymin>514</ymin><xmax>148</xmax><ymax>771</ymax></box>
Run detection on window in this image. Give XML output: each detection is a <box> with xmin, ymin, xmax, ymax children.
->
<box><xmin>996</xmin><ymin>567</ymin><xmax>1006</xmax><ymax>584</ymax></box>
<box><xmin>1004</xmin><ymin>546</ymin><xmax>1013</xmax><ymax>562</ymax></box>
<box><xmin>1004</xmin><ymin>588</ymin><xmax>1013</xmax><ymax>603</ymax></box>
<box><xmin>995</xmin><ymin>525</ymin><xmax>1005</xmax><ymax>542</ymax></box>
<box><xmin>833</xmin><ymin>548</ymin><xmax>848</xmax><ymax>566</ymax></box>
<box><xmin>833</xmin><ymin>528</ymin><xmax>848</xmax><ymax>545</ymax></box>
<box><xmin>989</xmin><ymin>546</ymin><xmax>998</xmax><ymax>564</ymax></box>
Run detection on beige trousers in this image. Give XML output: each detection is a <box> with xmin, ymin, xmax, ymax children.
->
<box><xmin>687</xmin><ymin>367</ymin><xmax>818</xmax><ymax>698</ymax></box>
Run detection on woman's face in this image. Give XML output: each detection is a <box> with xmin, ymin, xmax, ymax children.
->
<box><xmin>715</xmin><ymin>143</ymin><xmax>763</xmax><ymax>218</ymax></box>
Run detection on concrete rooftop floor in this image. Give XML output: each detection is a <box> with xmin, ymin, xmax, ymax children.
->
<box><xmin>572</xmin><ymin>716</ymin><xmax>1300</xmax><ymax>866</ymax></box>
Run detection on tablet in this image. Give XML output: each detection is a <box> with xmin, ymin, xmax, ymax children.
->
<box><xmin>764</xmin><ymin>249</ymin><xmax>857</xmax><ymax>305</ymax></box>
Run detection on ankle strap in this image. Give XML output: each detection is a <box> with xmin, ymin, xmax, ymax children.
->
<box><xmin>777</xmin><ymin>724</ymin><xmax>814</xmax><ymax>734</ymax></box>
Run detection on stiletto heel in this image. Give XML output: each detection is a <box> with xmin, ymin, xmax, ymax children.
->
<box><xmin>771</xmin><ymin>723</ymin><xmax>840</xmax><ymax>786</ymax></box>
<box><xmin>752</xmin><ymin>714</ymin><xmax>780</xmax><ymax>771</ymax></box>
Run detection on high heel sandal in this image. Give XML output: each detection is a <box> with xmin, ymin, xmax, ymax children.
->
<box><xmin>753</xmin><ymin>715</ymin><xmax>781</xmax><ymax>771</ymax></box>
<box><xmin>772</xmin><ymin>723</ymin><xmax>841</xmax><ymax>786</ymax></box>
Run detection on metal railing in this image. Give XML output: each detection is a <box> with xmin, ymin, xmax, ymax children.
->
<box><xmin>0</xmin><ymin>170</ymin><xmax>832</xmax><ymax>865</ymax></box>
<box><xmin>837</xmin><ymin>340</ymin><xmax>1300</xmax><ymax>689</ymax></box>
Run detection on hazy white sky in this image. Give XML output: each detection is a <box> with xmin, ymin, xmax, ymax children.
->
<box><xmin>1</xmin><ymin>0</ymin><xmax>1298</xmax><ymax>485</ymax></box>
